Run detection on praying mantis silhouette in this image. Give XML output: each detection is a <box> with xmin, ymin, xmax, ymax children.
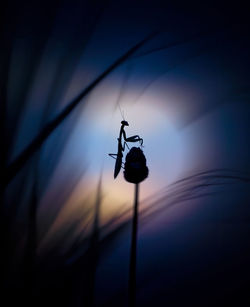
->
<box><xmin>109</xmin><ymin>120</ymin><xmax>143</xmax><ymax>178</ymax></box>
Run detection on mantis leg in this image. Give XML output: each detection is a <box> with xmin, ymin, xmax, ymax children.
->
<box><xmin>122</xmin><ymin>141</ymin><xmax>130</xmax><ymax>151</ymax></box>
<box><xmin>125</xmin><ymin>135</ymin><xmax>143</xmax><ymax>145</ymax></box>
<box><xmin>109</xmin><ymin>153</ymin><xmax>118</xmax><ymax>160</ymax></box>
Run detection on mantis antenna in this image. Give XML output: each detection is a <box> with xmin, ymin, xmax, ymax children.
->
<box><xmin>118</xmin><ymin>102</ymin><xmax>125</xmax><ymax>121</ymax></box>
<box><xmin>122</xmin><ymin>109</ymin><xmax>125</xmax><ymax>121</ymax></box>
<box><xmin>116</xmin><ymin>62</ymin><xmax>132</xmax><ymax>121</ymax></box>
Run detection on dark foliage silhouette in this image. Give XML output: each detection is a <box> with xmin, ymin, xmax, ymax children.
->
<box><xmin>124</xmin><ymin>147</ymin><xmax>148</xmax><ymax>184</ymax></box>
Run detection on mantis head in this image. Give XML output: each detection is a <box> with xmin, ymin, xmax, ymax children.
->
<box><xmin>121</xmin><ymin>120</ymin><xmax>129</xmax><ymax>126</ymax></box>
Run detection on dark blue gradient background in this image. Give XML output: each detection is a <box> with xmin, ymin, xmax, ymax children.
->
<box><xmin>1</xmin><ymin>1</ymin><xmax>250</xmax><ymax>306</ymax></box>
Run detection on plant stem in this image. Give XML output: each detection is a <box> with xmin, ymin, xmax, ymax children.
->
<box><xmin>129</xmin><ymin>183</ymin><xmax>139</xmax><ymax>307</ymax></box>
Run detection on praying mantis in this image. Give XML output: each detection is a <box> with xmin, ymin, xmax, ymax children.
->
<box><xmin>109</xmin><ymin>120</ymin><xmax>143</xmax><ymax>178</ymax></box>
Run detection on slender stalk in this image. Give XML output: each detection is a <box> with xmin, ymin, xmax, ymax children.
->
<box><xmin>129</xmin><ymin>183</ymin><xmax>139</xmax><ymax>307</ymax></box>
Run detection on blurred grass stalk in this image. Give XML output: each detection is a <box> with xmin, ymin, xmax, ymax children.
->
<box><xmin>5</xmin><ymin>32</ymin><xmax>157</xmax><ymax>187</ymax></box>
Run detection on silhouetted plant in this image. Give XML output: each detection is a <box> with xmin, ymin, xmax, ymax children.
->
<box><xmin>124</xmin><ymin>147</ymin><xmax>148</xmax><ymax>184</ymax></box>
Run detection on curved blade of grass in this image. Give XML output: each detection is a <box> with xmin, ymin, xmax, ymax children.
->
<box><xmin>4</xmin><ymin>31</ymin><xmax>158</xmax><ymax>187</ymax></box>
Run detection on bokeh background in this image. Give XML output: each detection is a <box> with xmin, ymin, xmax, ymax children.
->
<box><xmin>1</xmin><ymin>1</ymin><xmax>250</xmax><ymax>306</ymax></box>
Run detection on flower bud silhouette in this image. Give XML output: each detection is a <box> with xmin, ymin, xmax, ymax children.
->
<box><xmin>124</xmin><ymin>147</ymin><xmax>149</xmax><ymax>184</ymax></box>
